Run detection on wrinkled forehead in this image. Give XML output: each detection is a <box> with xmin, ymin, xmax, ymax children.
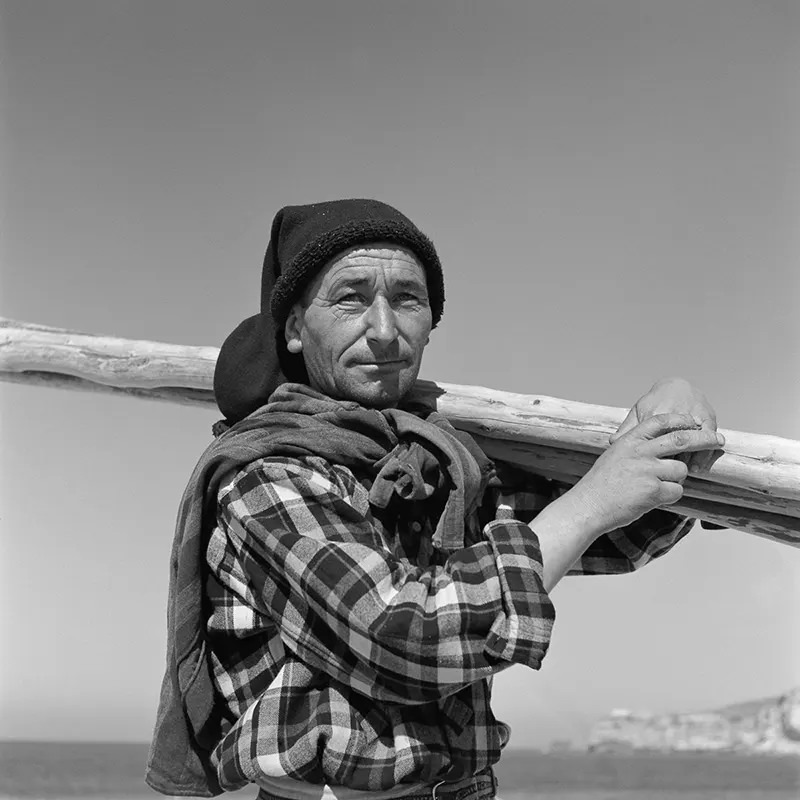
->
<box><xmin>302</xmin><ymin>243</ymin><xmax>428</xmax><ymax>299</ymax></box>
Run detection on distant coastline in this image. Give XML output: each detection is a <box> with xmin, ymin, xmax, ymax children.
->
<box><xmin>588</xmin><ymin>686</ymin><xmax>800</xmax><ymax>756</ymax></box>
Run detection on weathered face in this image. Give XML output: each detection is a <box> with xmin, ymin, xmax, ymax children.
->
<box><xmin>284</xmin><ymin>244</ymin><xmax>433</xmax><ymax>408</ymax></box>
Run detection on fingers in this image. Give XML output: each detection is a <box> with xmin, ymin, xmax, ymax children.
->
<box><xmin>657</xmin><ymin>458</ymin><xmax>689</xmax><ymax>483</ymax></box>
<box><xmin>688</xmin><ymin>421</ymin><xmax>720</xmax><ymax>474</ymax></box>
<box><xmin>658</xmin><ymin>481</ymin><xmax>685</xmax><ymax>506</ymax></box>
<box><xmin>619</xmin><ymin>412</ymin><xmax>703</xmax><ymax>442</ymax></box>
<box><xmin>644</xmin><ymin>426</ymin><xmax>725</xmax><ymax>458</ymax></box>
<box><xmin>686</xmin><ymin>403</ymin><xmax>716</xmax><ymax>428</ymax></box>
<box><xmin>609</xmin><ymin>407</ymin><xmax>638</xmax><ymax>444</ymax></box>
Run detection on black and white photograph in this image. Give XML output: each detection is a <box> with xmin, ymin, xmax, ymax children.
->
<box><xmin>1</xmin><ymin>2</ymin><xmax>798</xmax><ymax>798</ymax></box>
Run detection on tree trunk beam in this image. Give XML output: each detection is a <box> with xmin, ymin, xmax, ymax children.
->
<box><xmin>2</xmin><ymin>317</ymin><xmax>798</xmax><ymax>545</ymax></box>
<box><xmin>0</xmin><ymin>317</ymin><xmax>219</xmax><ymax>390</ymax></box>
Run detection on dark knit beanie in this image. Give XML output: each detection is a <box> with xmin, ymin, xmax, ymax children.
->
<box><xmin>214</xmin><ymin>199</ymin><xmax>445</xmax><ymax>423</ymax></box>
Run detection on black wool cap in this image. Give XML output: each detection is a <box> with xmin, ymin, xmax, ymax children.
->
<box><xmin>269</xmin><ymin>199</ymin><xmax>445</xmax><ymax>331</ymax></box>
<box><xmin>213</xmin><ymin>199</ymin><xmax>445</xmax><ymax>423</ymax></box>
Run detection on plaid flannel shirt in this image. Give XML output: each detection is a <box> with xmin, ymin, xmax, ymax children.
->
<box><xmin>205</xmin><ymin>455</ymin><xmax>692</xmax><ymax>792</ymax></box>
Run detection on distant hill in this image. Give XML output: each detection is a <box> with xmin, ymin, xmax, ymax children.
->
<box><xmin>712</xmin><ymin>695</ymin><xmax>781</xmax><ymax>720</ymax></box>
<box><xmin>589</xmin><ymin>686</ymin><xmax>800</xmax><ymax>755</ymax></box>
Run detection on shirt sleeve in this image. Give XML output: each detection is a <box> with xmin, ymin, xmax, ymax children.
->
<box><xmin>489</xmin><ymin>466</ymin><xmax>695</xmax><ymax>576</ymax></box>
<box><xmin>566</xmin><ymin>510</ymin><xmax>695</xmax><ymax>575</ymax></box>
<box><xmin>211</xmin><ymin>456</ymin><xmax>555</xmax><ymax>706</ymax></box>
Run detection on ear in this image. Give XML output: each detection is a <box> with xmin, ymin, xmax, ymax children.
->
<box><xmin>284</xmin><ymin>305</ymin><xmax>304</xmax><ymax>354</ymax></box>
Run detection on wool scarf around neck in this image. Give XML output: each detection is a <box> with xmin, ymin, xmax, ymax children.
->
<box><xmin>146</xmin><ymin>383</ymin><xmax>495</xmax><ymax>797</ymax></box>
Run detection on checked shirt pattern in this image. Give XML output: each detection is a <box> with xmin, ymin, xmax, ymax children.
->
<box><xmin>205</xmin><ymin>455</ymin><xmax>692</xmax><ymax>792</ymax></box>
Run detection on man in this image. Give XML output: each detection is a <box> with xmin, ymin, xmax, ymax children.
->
<box><xmin>147</xmin><ymin>199</ymin><xmax>723</xmax><ymax>800</ymax></box>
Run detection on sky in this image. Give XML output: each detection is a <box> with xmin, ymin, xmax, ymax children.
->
<box><xmin>1</xmin><ymin>0</ymin><xmax>799</xmax><ymax>751</ymax></box>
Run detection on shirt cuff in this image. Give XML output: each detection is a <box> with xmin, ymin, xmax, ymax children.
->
<box><xmin>480</xmin><ymin>519</ymin><xmax>556</xmax><ymax>669</ymax></box>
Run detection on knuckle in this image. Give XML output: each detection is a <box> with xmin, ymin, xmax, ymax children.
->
<box><xmin>671</xmin><ymin>431</ymin><xmax>688</xmax><ymax>448</ymax></box>
<box><xmin>646</xmin><ymin>478</ymin><xmax>662</xmax><ymax>500</ymax></box>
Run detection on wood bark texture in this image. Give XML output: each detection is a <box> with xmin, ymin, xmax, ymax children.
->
<box><xmin>2</xmin><ymin>317</ymin><xmax>798</xmax><ymax>545</ymax></box>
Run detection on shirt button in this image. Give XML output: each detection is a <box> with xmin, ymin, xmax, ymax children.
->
<box><xmin>411</xmin><ymin>521</ymin><xmax>422</xmax><ymax>533</ymax></box>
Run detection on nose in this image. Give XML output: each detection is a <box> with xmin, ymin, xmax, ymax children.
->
<box><xmin>364</xmin><ymin>296</ymin><xmax>399</xmax><ymax>345</ymax></box>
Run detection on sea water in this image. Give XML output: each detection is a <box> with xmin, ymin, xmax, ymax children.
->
<box><xmin>0</xmin><ymin>742</ymin><xmax>797</xmax><ymax>799</ymax></box>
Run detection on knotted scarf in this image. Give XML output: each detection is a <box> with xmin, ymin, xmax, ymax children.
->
<box><xmin>146</xmin><ymin>383</ymin><xmax>495</xmax><ymax>797</ymax></box>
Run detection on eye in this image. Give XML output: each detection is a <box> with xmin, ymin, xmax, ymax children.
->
<box><xmin>395</xmin><ymin>292</ymin><xmax>421</xmax><ymax>303</ymax></box>
<box><xmin>337</xmin><ymin>292</ymin><xmax>366</xmax><ymax>305</ymax></box>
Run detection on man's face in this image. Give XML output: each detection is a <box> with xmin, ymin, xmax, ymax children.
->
<box><xmin>284</xmin><ymin>244</ymin><xmax>433</xmax><ymax>408</ymax></box>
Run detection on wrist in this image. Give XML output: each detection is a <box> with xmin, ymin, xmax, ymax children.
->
<box><xmin>533</xmin><ymin>490</ymin><xmax>605</xmax><ymax>547</ymax></box>
<box><xmin>529</xmin><ymin>489</ymin><xmax>605</xmax><ymax>593</ymax></box>
<box><xmin>543</xmin><ymin>484</ymin><xmax>609</xmax><ymax>542</ymax></box>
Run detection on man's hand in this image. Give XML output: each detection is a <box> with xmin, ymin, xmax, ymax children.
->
<box><xmin>610</xmin><ymin>377</ymin><xmax>719</xmax><ymax>473</ymax></box>
<box><xmin>577</xmin><ymin>413</ymin><xmax>724</xmax><ymax>533</ymax></box>
<box><xmin>533</xmin><ymin>413</ymin><xmax>725</xmax><ymax>589</ymax></box>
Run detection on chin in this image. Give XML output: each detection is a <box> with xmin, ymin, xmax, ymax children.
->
<box><xmin>347</xmin><ymin>376</ymin><xmax>416</xmax><ymax>409</ymax></box>
<box><xmin>350</xmin><ymin>386</ymin><xmax>403</xmax><ymax>409</ymax></box>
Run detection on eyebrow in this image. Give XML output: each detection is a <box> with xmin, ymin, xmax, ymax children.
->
<box><xmin>330</xmin><ymin>276</ymin><xmax>371</xmax><ymax>290</ymax></box>
<box><xmin>328</xmin><ymin>275</ymin><xmax>428</xmax><ymax>293</ymax></box>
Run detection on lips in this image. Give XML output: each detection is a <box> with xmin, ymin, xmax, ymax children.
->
<box><xmin>353</xmin><ymin>359</ymin><xmax>408</xmax><ymax>368</ymax></box>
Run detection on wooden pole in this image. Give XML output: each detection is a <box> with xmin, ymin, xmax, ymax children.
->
<box><xmin>2</xmin><ymin>317</ymin><xmax>798</xmax><ymax>544</ymax></box>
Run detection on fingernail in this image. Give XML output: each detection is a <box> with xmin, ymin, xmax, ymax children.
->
<box><xmin>716</xmin><ymin>433</ymin><xmax>725</xmax><ymax>446</ymax></box>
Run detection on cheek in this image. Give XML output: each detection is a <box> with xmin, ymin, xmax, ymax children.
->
<box><xmin>303</xmin><ymin>317</ymin><xmax>356</xmax><ymax>362</ymax></box>
<box><xmin>404</xmin><ymin>315</ymin><xmax>432</xmax><ymax>347</ymax></box>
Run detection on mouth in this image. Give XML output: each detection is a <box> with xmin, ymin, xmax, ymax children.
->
<box><xmin>354</xmin><ymin>359</ymin><xmax>407</xmax><ymax>369</ymax></box>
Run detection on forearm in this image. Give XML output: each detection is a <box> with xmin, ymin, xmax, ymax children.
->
<box><xmin>529</xmin><ymin>488</ymin><xmax>693</xmax><ymax>584</ymax></box>
<box><xmin>526</xmin><ymin>486</ymin><xmax>604</xmax><ymax>592</ymax></box>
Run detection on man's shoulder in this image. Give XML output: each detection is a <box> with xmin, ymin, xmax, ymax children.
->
<box><xmin>218</xmin><ymin>454</ymin><xmax>368</xmax><ymax>508</ymax></box>
<box><xmin>230</xmin><ymin>453</ymin><xmax>348</xmax><ymax>480</ymax></box>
